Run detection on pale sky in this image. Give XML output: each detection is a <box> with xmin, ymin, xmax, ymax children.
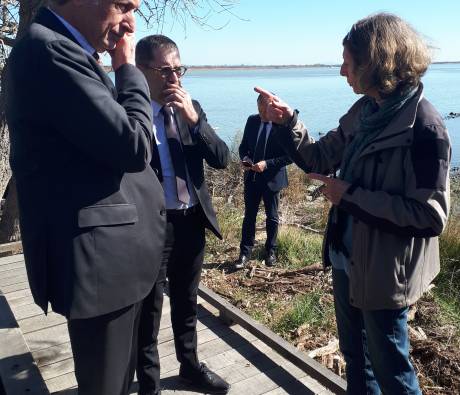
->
<box><xmin>134</xmin><ymin>0</ymin><xmax>460</xmax><ymax>65</ymax></box>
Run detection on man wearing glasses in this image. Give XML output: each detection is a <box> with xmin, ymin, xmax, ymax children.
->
<box><xmin>135</xmin><ymin>35</ymin><xmax>230</xmax><ymax>395</ymax></box>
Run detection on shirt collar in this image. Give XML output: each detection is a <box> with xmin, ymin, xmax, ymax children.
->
<box><xmin>152</xmin><ymin>101</ymin><xmax>176</xmax><ymax>118</ymax></box>
<box><xmin>48</xmin><ymin>8</ymin><xmax>96</xmax><ymax>57</ymax></box>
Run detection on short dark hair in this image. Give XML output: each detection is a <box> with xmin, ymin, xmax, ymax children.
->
<box><xmin>343</xmin><ymin>13</ymin><xmax>430</xmax><ymax>97</ymax></box>
<box><xmin>135</xmin><ymin>35</ymin><xmax>180</xmax><ymax>66</ymax></box>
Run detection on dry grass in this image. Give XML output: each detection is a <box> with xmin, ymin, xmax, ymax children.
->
<box><xmin>203</xmin><ymin>159</ymin><xmax>460</xmax><ymax>393</ymax></box>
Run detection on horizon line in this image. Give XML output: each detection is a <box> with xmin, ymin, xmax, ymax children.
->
<box><xmin>102</xmin><ymin>60</ymin><xmax>460</xmax><ymax>71</ymax></box>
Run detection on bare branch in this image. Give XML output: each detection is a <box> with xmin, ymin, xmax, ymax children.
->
<box><xmin>140</xmin><ymin>0</ymin><xmax>244</xmax><ymax>33</ymax></box>
<box><xmin>0</xmin><ymin>33</ymin><xmax>15</xmax><ymax>47</ymax></box>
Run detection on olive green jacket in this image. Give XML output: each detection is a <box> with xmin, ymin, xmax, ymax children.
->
<box><xmin>274</xmin><ymin>85</ymin><xmax>451</xmax><ymax>309</ymax></box>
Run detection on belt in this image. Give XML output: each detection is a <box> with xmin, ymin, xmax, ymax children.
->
<box><xmin>166</xmin><ymin>205</ymin><xmax>199</xmax><ymax>217</ymax></box>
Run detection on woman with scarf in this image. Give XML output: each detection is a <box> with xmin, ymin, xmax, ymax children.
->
<box><xmin>257</xmin><ymin>13</ymin><xmax>450</xmax><ymax>395</ymax></box>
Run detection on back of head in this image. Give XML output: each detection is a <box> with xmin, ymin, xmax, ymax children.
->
<box><xmin>135</xmin><ymin>34</ymin><xmax>179</xmax><ymax>65</ymax></box>
<box><xmin>343</xmin><ymin>13</ymin><xmax>431</xmax><ymax>97</ymax></box>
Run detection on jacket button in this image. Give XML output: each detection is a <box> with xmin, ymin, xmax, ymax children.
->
<box><xmin>350</xmin><ymin>260</ymin><xmax>354</xmax><ymax>266</ymax></box>
<box><xmin>160</xmin><ymin>209</ymin><xmax>166</xmax><ymax>216</ymax></box>
<box><xmin>350</xmin><ymin>298</ymin><xmax>354</xmax><ymax>303</ymax></box>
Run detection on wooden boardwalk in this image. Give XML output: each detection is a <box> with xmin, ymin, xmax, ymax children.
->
<box><xmin>0</xmin><ymin>254</ymin><xmax>342</xmax><ymax>395</ymax></box>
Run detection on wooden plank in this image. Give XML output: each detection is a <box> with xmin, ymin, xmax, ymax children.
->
<box><xmin>24</xmin><ymin>323</ymin><xmax>70</xmax><ymax>352</ymax></box>
<box><xmin>0</xmin><ymin>281</ymin><xmax>30</xmax><ymax>294</ymax></box>
<box><xmin>157</xmin><ymin>310</ymin><xmax>229</xmax><ymax>345</ymax></box>
<box><xmin>158</xmin><ymin>323</ymin><xmax>235</xmax><ymax>359</ymax></box>
<box><xmin>33</xmin><ymin>342</ymin><xmax>73</xmax><ymax>369</ymax></box>
<box><xmin>0</xmin><ymin>260</ymin><xmax>25</xmax><ymax>273</ymax></box>
<box><xmin>12</xmin><ymin>302</ymin><xmax>45</xmax><ymax>321</ymax></box>
<box><xmin>4</xmin><ymin>288</ymin><xmax>32</xmax><ymax>302</ymax></box>
<box><xmin>199</xmin><ymin>338</ymin><xmax>270</xmax><ymax>375</ymax></box>
<box><xmin>49</xmin><ymin>386</ymin><xmax>77</xmax><ymax>395</ymax></box>
<box><xmin>0</xmin><ymin>267</ymin><xmax>27</xmax><ymax>280</ymax></box>
<box><xmin>159</xmin><ymin>304</ymin><xmax>212</xmax><ymax>330</ymax></box>
<box><xmin>0</xmin><ymin>242</ymin><xmax>23</xmax><ymax>256</ymax></box>
<box><xmin>0</xmin><ymin>259</ymin><xmax>344</xmax><ymax>395</ymax></box>
<box><xmin>19</xmin><ymin>312</ymin><xmax>67</xmax><ymax>334</ymax></box>
<box><xmin>155</xmin><ymin>369</ymin><xmax>204</xmax><ymax>394</ymax></box>
<box><xmin>0</xmin><ymin>273</ymin><xmax>28</xmax><ymax>287</ymax></box>
<box><xmin>40</xmin><ymin>358</ymin><xmax>74</xmax><ymax>381</ymax></box>
<box><xmin>8</xmin><ymin>295</ymin><xmax>36</xmax><ymax>309</ymax></box>
<box><xmin>198</xmin><ymin>284</ymin><xmax>347</xmax><ymax>395</ymax></box>
<box><xmin>229</xmin><ymin>365</ymin><xmax>307</xmax><ymax>395</ymax></box>
<box><xmin>159</xmin><ymin>326</ymin><xmax>259</xmax><ymax>375</ymax></box>
<box><xmin>0</xmin><ymin>254</ymin><xmax>24</xmax><ymax>265</ymax></box>
<box><xmin>0</xmin><ymin>295</ymin><xmax>49</xmax><ymax>395</ymax></box>
<box><xmin>199</xmin><ymin>324</ymin><xmax>328</xmax><ymax>394</ymax></box>
<box><xmin>44</xmin><ymin>372</ymin><xmax>77</xmax><ymax>394</ymax></box>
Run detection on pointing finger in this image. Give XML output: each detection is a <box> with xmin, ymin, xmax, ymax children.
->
<box><xmin>254</xmin><ymin>86</ymin><xmax>275</xmax><ymax>100</ymax></box>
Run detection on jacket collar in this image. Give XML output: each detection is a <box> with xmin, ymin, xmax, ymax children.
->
<box><xmin>47</xmin><ymin>8</ymin><xmax>95</xmax><ymax>56</ymax></box>
<box><xmin>34</xmin><ymin>8</ymin><xmax>115</xmax><ymax>97</ymax></box>
<box><xmin>34</xmin><ymin>7</ymin><xmax>81</xmax><ymax>49</ymax></box>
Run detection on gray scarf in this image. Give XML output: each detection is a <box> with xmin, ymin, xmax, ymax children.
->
<box><xmin>340</xmin><ymin>86</ymin><xmax>418</xmax><ymax>182</ymax></box>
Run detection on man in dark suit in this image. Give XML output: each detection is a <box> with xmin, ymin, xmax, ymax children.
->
<box><xmin>5</xmin><ymin>2</ymin><xmax>166</xmax><ymax>395</ymax></box>
<box><xmin>234</xmin><ymin>94</ymin><xmax>292</xmax><ymax>269</ymax></box>
<box><xmin>135</xmin><ymin>35</ymin><xmax>230</xmax><ymax>395</ymax></box>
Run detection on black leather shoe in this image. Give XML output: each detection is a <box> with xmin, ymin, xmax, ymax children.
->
<box><xmin>234</xmin><ymin>254</ymin><xmax>248</xmax><ymax>270</ymax></box>
<box><xmin>179</xmin><ymin>362</ymin><xmax>230</xmax><ymax>394</ymax></box>
<box><xmin>265</xmin><ymin>251</ymin><xmax>276</xmax><ymax>267</ymax></box>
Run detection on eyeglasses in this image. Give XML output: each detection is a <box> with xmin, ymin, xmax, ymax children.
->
<box><xmin>142</xmin><ymin>65</ymin><xmax>188</xmax><ymax>78</ymax></box>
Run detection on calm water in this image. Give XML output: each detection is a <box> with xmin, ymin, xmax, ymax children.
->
<box><xmin>110</xmin><ymin>64</ymin><xmax>460</xmax><ymax>166</ymax></box>
<box><xmin>179</xmin><ymin>64</ymin><xmax>460</xmax><ymax>167</ymax></box>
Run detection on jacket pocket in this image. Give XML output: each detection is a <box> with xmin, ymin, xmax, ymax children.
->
<box><xmin>78</xmin><ymin>204</ymin><xmax>138</xmax><ymax>228</ymax></box>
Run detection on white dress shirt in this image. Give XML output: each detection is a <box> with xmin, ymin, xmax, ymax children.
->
<box><xmin>151</xmin><ymin>101</ymin><xmax>198</xmax><ymax>210</ymax></box>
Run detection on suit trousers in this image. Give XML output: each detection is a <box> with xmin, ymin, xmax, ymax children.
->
<box><xmin>240</xmin><ymin>174</ymin><xmax>280</xmax><ymax>256</ymax></box>
<box><xmin>137</xmin><ymin>207</ymin><xmax>206</xmax><ymax>394</ymax></box>
<box><xmin>68</xmin><ymin>301</ymin><xmax>143</xmax><ymax>395</ymax></box>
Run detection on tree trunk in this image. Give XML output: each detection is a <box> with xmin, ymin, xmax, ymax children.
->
<box><xmin>0</xmin><ymin>0</ymin><xmax>44</xmax><ymax>243</ymax></box>
<box><xmin>0</xmin><ymin>177</ymin><xmax>20</xmax><ymax>242</ymax></box>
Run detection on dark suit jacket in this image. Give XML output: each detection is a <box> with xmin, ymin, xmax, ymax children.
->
<box><xmin>5</xmin><ymin>8</ymin><xmax>166</xmax><ymax>319</ymax></box>
<box><xmin>150</xmin><ymin>101</ymin><xmax>229</xmax><ymax>239</ymax></box>
<box><xmin>239</xmin><ymin>114</ymin><xmax>292</xmax><ymax>191</ymax></box>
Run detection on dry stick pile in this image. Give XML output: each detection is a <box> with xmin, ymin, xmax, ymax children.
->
<box><xmin>241</xmin><ymin>263</ymin><xmax>324</xmax><ymax>294</ymax></box>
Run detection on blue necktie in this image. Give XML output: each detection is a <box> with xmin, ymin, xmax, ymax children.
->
<box><xmin>253</xmin><ymin>122</ymin><xmax>267</xmax><ymax>163</ymax></box>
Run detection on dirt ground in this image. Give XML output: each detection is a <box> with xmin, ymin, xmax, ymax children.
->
<box><xmin>202</xmin><ymin>241</ymin><xmax>460</xmax><ymax>394</ymax></box>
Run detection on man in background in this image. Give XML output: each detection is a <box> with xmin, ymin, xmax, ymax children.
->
<box><xmin>234</xmin><ymin>94</ymin><xmax>292</xmax><ymax>270</ymax></box>
<box><xmin>135</xmin><ymin>35</ymin><xmax>230</xmax><ymax>395</ymax></box>
<box><xmin>5</xmin><ymin>1</ymin><xmax>166</xmax><ymax>394</ymax></box>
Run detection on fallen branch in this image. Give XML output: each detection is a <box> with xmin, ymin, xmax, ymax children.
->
<box><xmin>283</xmin><ymin>222</ymin><xmax>324</xmax><ymax>234</ymax></box>
<box><xmin>308</xmin><ymin>338</ymin><xmax>339</xmax><ymax>359</ymax></box>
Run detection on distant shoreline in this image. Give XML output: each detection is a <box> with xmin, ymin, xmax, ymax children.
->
<box><xmin>188</xmin><ymin>64</ymin><xmax>338</xmax><ymax>70</ymax></box>
<box><xmin>186</xmin><ymin>61</ymin><xmax>460</xmax><ymax>71</ymax></box>
<box><xmin>103</xmin><ymin>61</ymin><xmax>460</xmax><ymax>73</ymax></box>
